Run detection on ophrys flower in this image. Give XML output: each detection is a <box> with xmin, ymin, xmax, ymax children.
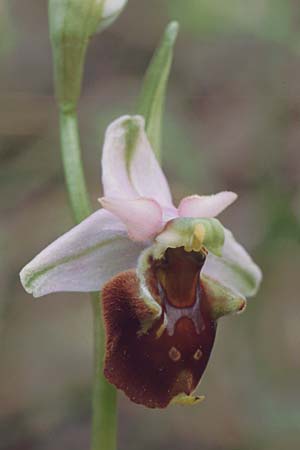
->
<box><xmin>20</xmin><ymin>115</ymin><xmax>262</xmax><ymax>408</ymax></box>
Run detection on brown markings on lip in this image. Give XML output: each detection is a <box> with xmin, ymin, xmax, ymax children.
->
<box><xmin>169</xmin><ymin>346</ymin><xmax>181</xmax><ymax>362</ymax></box>
<box><xmin>154</xmin><ymin>247</ymin><xmax>206</xmax><ymax>308</ymax></box>
<box><xmin>193</xmin><ymin>348</ymin><xmax>203</xmax><ymax>361</ymax></box>
<box><xmin>102</xmin><ymin>268</ymin><xmax>216</xmax><ymax>409</ymax></box>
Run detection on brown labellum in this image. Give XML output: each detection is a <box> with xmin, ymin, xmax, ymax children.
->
<box><xmin>102</xmin><ymin>247</ymin><xmax>217</xmax><ymax>408</ymax></box>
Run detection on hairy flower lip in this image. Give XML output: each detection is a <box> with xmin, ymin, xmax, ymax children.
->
<box><xmin>102</xmin><ymin>237</ymin><xmax>250</xmax><ymax>408</ymax></box>
<box><xmin>102</xmin><ymin>269</ymin><xmax>217</xmax><ymax>408</ymax></box>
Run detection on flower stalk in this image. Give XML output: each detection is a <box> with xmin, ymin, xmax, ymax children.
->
<box><xmin>49</xmin><ymin>1</ymin><xmax>128</xmax><ymax>449</ymax></box>
<box><xmin>59</xmin><ymin>111</ymin><xmax>91</xmax><ymax>223</ymax></box>
<box><xmin>92</xmin><ymin>292</ymin><xmax>117</xmax><ymax>450</ymax></box>
<box><xmin>58</xmin><ymin>107</ymin><xmax>116</xmax><ymax>450</ymax></box>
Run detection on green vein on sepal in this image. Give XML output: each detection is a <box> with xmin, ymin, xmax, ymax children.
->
<box><xmin>20</xmin><ymin>235</ymin><xmax>127</xmax><ymax>296</ymax></box>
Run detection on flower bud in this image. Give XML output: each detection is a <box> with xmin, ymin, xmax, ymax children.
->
<box><xmin>99</xmin><ymin>0</ymin><xmax>128</xmax><ymax>32</ymax></box>
<box><xmin>49</xmin><ymin>0</ymin><xmax>127</xmax><ymax>110</ymax></box>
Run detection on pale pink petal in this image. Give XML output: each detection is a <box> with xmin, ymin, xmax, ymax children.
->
<box><xmin>101</xmin><ymin>116</ymin><xmax>137</xmax><ymax>200</ymax></box>
<box><xmin>99</xmin><ymin>196</ymin><xmax>163</xmax><ymax>242</ymax></box>
<box><xmin>101</xmin><ymin>115</ymin><xmax>174</xmax><ymax>208</ymax></box>
<box><xmin>178</xmin><ymin>192</ymin><xmax>238</xmax><ymax>218</ymax></box>
<box><xmin>128</xmin><ymin>116</ymin><xmax>173</xmax><ymax>207</ymax></box>
<box><xmin>20</xmin><ymin>209</ymin><xmax>145</xmax><ymax>297</ymax></box>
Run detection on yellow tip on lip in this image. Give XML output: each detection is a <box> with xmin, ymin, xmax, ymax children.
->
<box><xmin>171</xmin><ymin>393</ymin><xmax>205</xmax><ymax>406</ymax></box>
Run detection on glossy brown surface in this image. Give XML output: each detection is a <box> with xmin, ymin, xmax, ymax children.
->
<box><xmin>154</xmin><ymin>247</ymin><xmax>206</xmax><ymax>308</ymax></box>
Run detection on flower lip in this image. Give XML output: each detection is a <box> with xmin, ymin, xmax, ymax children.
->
<box><xmin>102</xmin><ymin>222</ymin><xmax>255</xmax><ymax>408</ymax></box>
<box><xmin>102</xmin><ymin>268</ymin><xmax>217</xmax><ymax>408</ymax></box>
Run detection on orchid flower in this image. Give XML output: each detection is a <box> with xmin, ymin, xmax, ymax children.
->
<box><xmin>20</xmin><ymin>115</ymin><xmax>262</xmax><ymax>409</ymax></box>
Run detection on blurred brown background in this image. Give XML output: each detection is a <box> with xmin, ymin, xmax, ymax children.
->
<box><xmin>1</xmin><ymin>0</ymin><xmax>300</xmax><ymax>449</ymax></box>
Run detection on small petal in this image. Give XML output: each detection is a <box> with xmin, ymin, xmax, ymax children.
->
<box><xmin>20</xmin><ymin>209</ymin><xmax>145</xmax><ymax>297</ymax></box>
<box><xmin>178</xmin><ymin>192</ymin><xmax>238</xmax><ymax>218</ymax></box>
<box><xmin>101</xmin><ymin>115</ymin><xmax>174</xmax><ymax>208</ymax></box>
<box><xmin>99</xmin><ymin>196</ymin><xmax>163</xmax><ymax>242</ymax></box>
<box><xmin>203</xmin><ymin>229</ymin><xmax>262</xmax><ymax>298</ymax></box>
<box><xmin>201</xmin><ymin>275</ymin><xmax>246</xmax><ymax>319</ymax></box>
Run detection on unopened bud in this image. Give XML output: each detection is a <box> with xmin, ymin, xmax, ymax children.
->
<box><xmin>49</xmin><ymin>0</ymin><xmax>127</xmax><ymax>110</ymax></box>
<box><xmin>99</xmin><ymin>0</ymin><xmax>128</xmax><ymax>32</ymax></box>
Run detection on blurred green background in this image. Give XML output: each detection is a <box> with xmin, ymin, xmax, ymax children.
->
<box><xmin>1</xmin><ymin>0</ymin><xmax>300</xmax><ymax>449</ymax></box>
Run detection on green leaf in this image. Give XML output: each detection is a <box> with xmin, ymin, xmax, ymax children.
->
<box><xmin>137</xmin><ymin>21</ymin><xmax>179</xmax><ymax>161</ymax></box>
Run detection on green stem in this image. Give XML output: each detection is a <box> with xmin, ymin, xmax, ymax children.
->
<box><xmin>59</xmin><ymin>109</ymin><xmax>117</xmax><ymax>450</ymax></box>
<box><xmin>91</xmin><ymin>293</ymin><xmax>117</xmax><ymax>450</ymax></box>
<box><xmin>59</xmin><ymin>110</ymin><xmax>91</xmax><ymax>223</ymax></box>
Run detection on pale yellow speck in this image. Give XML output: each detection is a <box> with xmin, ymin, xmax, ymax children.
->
<box><xmin>193</xmin><ymin>349</ymin><xmax>203</xmax><ymax>361</ymax></box>
<box><xmin>169</xmin><ymin>346</ymin><xmax>181</xmax><ymax>362</ymax></box>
